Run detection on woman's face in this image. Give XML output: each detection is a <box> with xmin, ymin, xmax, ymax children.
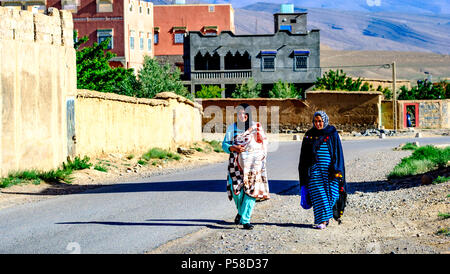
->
<box><xmin>314</xmin><ymin>115</ymin><xmax>324</xmax><ymax>130</ymax></box>
<box><xmin>237</xmin><ymin>109</ymin><xmax>248</xmax><ymax>123</ymax></box>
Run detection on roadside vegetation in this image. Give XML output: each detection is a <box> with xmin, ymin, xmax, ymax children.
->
<box><xmin>0</xmin><ymin>156</ymin><xmax>92</xmax><ymax>188</ymax></box>
<box><xmin>388</xmin><ymin>145</ymin><xmax>450</xmax><ymax>179</ymax></box>
<box><xmin>0</xmin><ymin>140</ymin><xmax>225</xmax><ymax>189</ymax></box>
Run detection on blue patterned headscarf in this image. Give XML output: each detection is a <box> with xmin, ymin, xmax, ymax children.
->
<box><xmin>313</xmin><ymin>111</ymin><xmax>329</xmax><ymax>129</ymax></box>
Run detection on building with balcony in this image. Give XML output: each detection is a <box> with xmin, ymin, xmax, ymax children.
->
<box><xmin>183</xmin><ymin>10</ymin><xmax>320</xmax><ymax>98</ymax></box>
<box><xmin>153</xmin><ymin>2</ymin><xmax>235</xmax><ymax>72</ymax></box>
<box><xmin>43</xmin><ymin>0</ymin><xmax>154</xmax><ymax>72</ymax></box>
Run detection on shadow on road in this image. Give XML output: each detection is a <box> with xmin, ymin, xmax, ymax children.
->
<box><xmin>56</xmin><ymin>218</ymin><xmax>313</xmax><ymax>229</ymax></box>
<box><xmin>1</xmin><ymin>180</ymin><xmax>299</xmax><ymax>196</ymax></box>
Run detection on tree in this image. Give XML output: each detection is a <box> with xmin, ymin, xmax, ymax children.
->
<box><xmin>137</xmin><ymin>56</ymin><xmax>192</xmax><ymax>100</ymax></box>
<box><xmin>398</xmin><ymin>79</ymin><xmax>448</xmax><ymax>100</ymax></box>
<box><xmin>313</xmin><ymin>69</ymin><xmax>367</xmax><ymax>91</ymax></box>
<box><xmin>195</xmin><ymin>85</ymin><xmax>223</xmax><ymax>98</ymax></box>
<box><xmin>232</xmin><ymin>78</ymin><xmax>261</xmax><ymax>98</ymax></box>
<box><xmin>269</xmin><ymin>80</ymin><xmax>302</xmax><ymax>98</ymax></box>
<box><xmin>75</xmin><ymin>34</ymin><xmax>135</xmax><ymax>94</ymax></box>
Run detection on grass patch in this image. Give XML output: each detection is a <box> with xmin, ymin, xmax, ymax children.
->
<box><xmin>401</xmin><ymin>142</ymin><xmax>419</xmax><ymax>150</ymax></box>
<box><xmin>204</xmin><ymin>140</ymin><xmax>224</xmax><ymax>153</ymax></box>
<box><xmin>94</xmin><ymin>164</ymin><xmax>108</xmax><ymax>172</ymax></box>
<box><xmin>142</xmin><ymin>148</ymin><xmax>181</xmax><ymax>161</ymax></box>
<box><xmin>433</xmin><ymin>176</ymin><xmax>450</xmax><ymax>185</ymax></box>
<box><xmin>436</xmin><ymin>228</ymin><xmax>450</xmax><ymax>236</ymax></box>
<box><xmin>388</xmin><ymin>145</ymin><xmax>450</xmax><ymax>179</ymax></box>
<box><xmin>438</xmin><ymin>212</ymin><xmax>450</xmax><ymax>220</ymax></box>
<box><xmin>0</xmin><ymin>156</ymin><xmax>93</xmax><ymax>188</ymax></box>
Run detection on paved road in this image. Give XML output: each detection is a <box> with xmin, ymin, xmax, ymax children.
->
<box><xmin>0</xmin><ymin>137</ymin><xmax>448</xmax><ymax>254</ymax></box>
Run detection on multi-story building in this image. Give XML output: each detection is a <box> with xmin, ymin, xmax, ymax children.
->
<box><xmin>184</xmin><ymin>8</ymin><xmax>321</xmax><ymax>97</ymax></box>
<box><xmin>153</xmin><ymin>2</ymin><xmax>235</xmax><ymax>72</ymax></box>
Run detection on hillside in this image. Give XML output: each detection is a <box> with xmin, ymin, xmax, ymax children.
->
<box><xmin>235</xmin><ymin>4</ymin><xmax>450</xmax><ymax>55</ymax></box>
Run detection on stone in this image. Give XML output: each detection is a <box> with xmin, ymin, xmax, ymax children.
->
<box><xmin>177</xmin><ymin>147</ymin><xmax>195</xmax><ymax>155</ymax></box>
<box><xmin>421</xmin><ymin>174</ymin><xmax>433</xmax><ymax>185</ymax></box>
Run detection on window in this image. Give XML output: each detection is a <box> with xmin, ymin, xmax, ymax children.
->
<box><xmin>130</xmin><ymin>37</ymin><xmax>134</xmax><ymax>49</ymax></box>
<box><xmin>147</xmin><ymin>7</ymin><xmax>151</xmax><ymax>15</ymax></box>
<box><xmin>262</xmin><ymin>56</ymin><xmax>275</xmax><ymax>71</ymax></box>
<box><xmin>208</xmin><ymin>5</ymin><xmax>214</xmax><ymax>12</ymax></box>
<box><xmin>139</xmin><ymin>6</ymin><xmax>142</xmax><ymax>14</ymax></box>
<box><xmin>154</xmin><ymin>33</ymin><xmax>159</xmax><ymax>44</ymax></box>
<box><xmin>130</xmin><ymin>30</ymin><xmax>135</xmax><ymax>50</ymax></box>
<box><xmin>147</xmin><ymin>33</ymin><xmax>152</xmax><ymax>51</ymax></box>
<box><xmin>139</xmin><ymin>32</ymin><xmax>144</xmax><ymax>50</ymax></box>
<box><xmin>97</xmin><ymin>29</ymin><xmax>113</xmax><ymax>49</ymax></box>
<box><xmin>129</xmin><ymin>3</ymin><xmax>133</xmax><ymax>12</ymax></box>
<box><xmin>295</xmin><ymin>56</ymin><xmax>308</xmax><ymax>70</ymax></box>
<box><xmin>293</xmin><ymin>50</ymin><xmax>310</xmax><ymax>71</ymax></box>
<box><xmin>97</xmin><ymin>0</ymin><xmax>113</xmax><ymax>13</ymax></box>
<box><xmin>174</xmin><ymin>33</ymin><xmax>184</xmax><ymax>44</ymax></box>
<box><xmin>261</xmin><ymin>50</ymin><xmax>276</xmax><ymax>71</ymax></box>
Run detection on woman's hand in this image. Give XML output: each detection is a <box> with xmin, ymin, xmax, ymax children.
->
<box><xmin>230</xmin><ymin>145</ymin><xmax>245</xmax><ymax>153</ymax></box>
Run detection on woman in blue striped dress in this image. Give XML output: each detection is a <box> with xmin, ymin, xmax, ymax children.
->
<box><xmin>298</xmin><ymin>111</ymin><xmax>346</xmax><ymax>229</ymax></box>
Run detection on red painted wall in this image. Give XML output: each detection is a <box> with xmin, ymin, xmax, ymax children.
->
<box><xmin>153</xmin><ymin>4</ymin><xmax>234</xmax><ymax>56</ymax></box>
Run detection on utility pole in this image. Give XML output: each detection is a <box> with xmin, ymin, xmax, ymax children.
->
<box><xmin>392</xmin><ymin>61</ymin><xmax>397</xmax><ymax>131</ymax></box>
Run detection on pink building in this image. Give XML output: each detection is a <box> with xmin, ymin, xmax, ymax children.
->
<box><xmin>46</xmin><ymin>0</ymin><xmax>154</xmax><ymax>72</ymax></box>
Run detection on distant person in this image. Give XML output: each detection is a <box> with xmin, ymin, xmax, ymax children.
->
<box><xmin>406</xmin><ymin>111</ymin><xmax>412</xmax><ymax>127</ymax></box>
<box><xmin>222</xmin><ymin>103</ymin><xmax>270</xmax><ymax>230</ymax></box>
<box><xmin>298</xmin><ymin>111</ymin><xmax>346</xmax><ymax>229</ymax></box>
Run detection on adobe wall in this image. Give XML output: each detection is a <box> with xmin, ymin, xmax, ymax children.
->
<box><xmin>198</xmin><ymin>91</ymin><xmax>382</xmax><ymax>133</ymax></box>
<box><xmin>75</xmin><ymin>90</ymin><xmax>203</xmax><ymax>158</ymax></box>
<box><xmin>0</xmin><ymin>7</ymin><xmax>76</xmax><ymax>177</ymax></box>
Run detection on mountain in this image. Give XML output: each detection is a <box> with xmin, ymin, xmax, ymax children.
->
<box><xmin>147</xmin><ymin>1</ymin><xmax>450</xmax><ymax>54</ymax></box>
<box><xmin>209</xmin><ymin>0</ymin><xmax>450</xmax><ymax>15</ymax></box>
<box><xmin>235</xmin><ymin>3</ymin><xmax>450</xmax><ymax>54</ymax></box>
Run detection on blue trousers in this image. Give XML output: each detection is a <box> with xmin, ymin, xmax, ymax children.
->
<box><xmin>228</xmin><ymin>176</ymin><xmax>256</xmax><ymax>224</ymax></box>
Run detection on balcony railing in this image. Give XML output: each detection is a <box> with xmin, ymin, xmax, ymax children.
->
<box><xmin>191</xmin><ymin>70</ymin><xmax>252</xmax><ymax>80</ymax></box>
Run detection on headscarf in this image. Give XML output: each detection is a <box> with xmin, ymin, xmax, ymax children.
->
<box><xmin>313</xmin><ymin>110</ymin><xmax>329</xmax><ymax>129</ymax></box>
<box><xmin>236</xmin><ymin>103</ymin><xmax>252</xmax><ymax>131</ymax></box>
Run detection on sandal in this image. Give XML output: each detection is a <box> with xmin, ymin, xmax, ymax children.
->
<box><xmin>313</xmin><ymin>222</ymin><xmax>327</xmax><ymax>230</ymax></box>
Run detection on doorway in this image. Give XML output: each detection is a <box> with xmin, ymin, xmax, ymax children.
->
<box><xmin>404</xmin><ymin>103</ymin><xmax>419</xmax><ymax>128</ymax></box>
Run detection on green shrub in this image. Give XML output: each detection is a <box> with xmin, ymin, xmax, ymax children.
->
<box><xmin>205</xmin><ymin>140</ymin><xmax>223</xmax><ymax>153</ymax></box>
<box><xmin>433</xmin><ymin>176</ymin><xmax>450</xmax><ymax>185</ymax></box>
<box><xmin>94</xmin><ymin>165</ymin><xmax>108</xmax><ymax>172</ymax></box>
<box><xmin>232</xmin><ymin>78</ymin><xmax>261</xmax><ymax>98</ymax></box>
<box><xmin>142</xmin><ymin>148</ymin><xmax>181</xmax><ymax>161</ymax></box>
<box><xmin>401</xmin><ymin>142</ymin><xmax>419</xmax><ymax>150</ymax></box>
<box><xmin>63</xmin><ymin>156</ymin><xmax>92</xmax><ymax>171</ymax></box>
<box><xmin>195</xmin><ymin>85</ymin><xmax>223</xmax><ymax>98</ymax></box>
<box><xmin>269</xmin><ymin>80</ymin><xmax>302</xmax><ymax>98</ymax></box>
<box><xmin>388</xmin><ymin>145</ymin><xmax>450</xmax><ymax>179</ymax></box>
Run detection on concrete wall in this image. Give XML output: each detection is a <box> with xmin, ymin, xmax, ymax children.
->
<box><xmin>198</xmin><ymin>90</ymin><xmax>383</xmax><ymax>133</ymax></box>
<box><xmin>0</xmin><ymin>7</ymin><xmax>76</xmax><ymax>177</ymax></box>
<box><xmin>186</xmin><ymin>30</ymin><xmax>321</xmax><ymax>85</ymax></box>
<box><xmin>75</xmin><ymin>90</ymin><xmax>203</xmax><ymax>157</ymax></box>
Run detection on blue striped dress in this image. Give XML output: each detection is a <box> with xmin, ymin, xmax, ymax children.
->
<box><xmin>308</xmin><ymin>140</ymin><xmax>340</xmax><ymax>224</ymax></box>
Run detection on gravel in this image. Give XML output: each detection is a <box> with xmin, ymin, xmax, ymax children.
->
<box><xmin>150</xmin><ymin>147</ymin><xmax>450</xmax><ymax>254</ymax></box>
